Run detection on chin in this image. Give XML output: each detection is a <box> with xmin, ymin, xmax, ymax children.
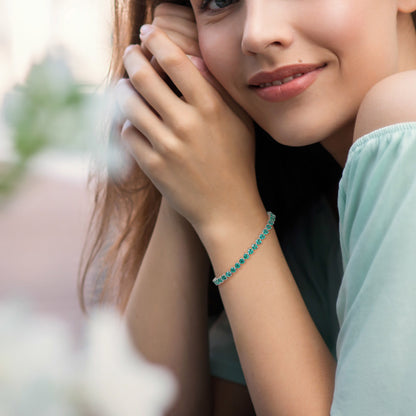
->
<box><xmin>260</xmin><ymin>123</ymin><xmax>328</xmax><ymax>148</ymax></box>
<box><xmin>258</xmin><ymin>110</ymin><xmax>355</xmax><ymax>148</ymax></box>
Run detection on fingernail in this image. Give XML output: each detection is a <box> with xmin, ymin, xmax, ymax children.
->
<box><xmin>140</xmin><ymin>24</ymin><xmax>153</xmax><ymax>37</ymax></box>
<box><xmin>124</xmin><ymin>44</ymin><xmax>135</xmax><ymax>57</ymax></box>
<box><xmin>186</xmin><ymin>55</ymin><xmax>206</xmax><ymax>72</ymax></box>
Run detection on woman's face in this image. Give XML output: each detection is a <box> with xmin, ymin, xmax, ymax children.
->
<box><xmin>189</xmin><ymin>0</ymin><xmax>403</xmax><ymax>147</ymax></box>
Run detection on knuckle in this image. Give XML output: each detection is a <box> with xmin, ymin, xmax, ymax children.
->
<box><xmin>175</xmin><ymin>34</ymin><xmax>201</xmax><ymax>56</ymax></box>
<box><xmin>172</xmin><ymin>116</ymin><xmax>194</xmax><ymax>136</ymax></box>
<box><xmin>180</xmin><ymin>36</ymin><xmax>200</xmax><ymax>56</ymax></box>
<box><xmin>152</xmin><ymin>15</ymin><xmax>169</xmax><ymax>29</ymax></box>
<box><xmin>131</xmin><ymin>65</ymin><xmax>152</xmax><ymax>88</ymax></box>
<box><xmin>200</xmin><ymin>97</ymin><xmax>221</xmax><ymax>116</ymax></box>
<box><xmin>158</xmin><ymin>50</ymin><xmax>184</xmax><ymax>69</ymax></box>
<box><xmin>159</xmin><ymin>138</ymin><xmax>181</xmax><ymax>158</ymax></box>
<box><xmin>154</xmin><ymin>2</ymin><xmax>195</xmax><ymax>20</ymax></box>
<box><xmin>153</xmin><ymin>2</ymin><xmax>173</xmax><ymax>17</ymax></box>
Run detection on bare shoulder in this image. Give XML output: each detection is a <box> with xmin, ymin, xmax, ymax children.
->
<box><xmin>353</xmin><ymin>70</ymin><xmax>416</xmax><ymax>143</ymax></box>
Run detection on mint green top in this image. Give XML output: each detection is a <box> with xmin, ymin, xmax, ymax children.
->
<box><xmin>332</xmin><ymin>122</ymin><xmax>416</xmax><ymax>414</ymax></box>
<box><xmin>209</xmin><ymin>122</ymin><xmax>416</xmax><ymax>414</ymax></box>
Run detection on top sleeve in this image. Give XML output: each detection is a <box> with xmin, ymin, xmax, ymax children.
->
<box><xmin>332</xmin><ymin>122</ymin><xmax>416</xmax><ymax>415</ymax></box>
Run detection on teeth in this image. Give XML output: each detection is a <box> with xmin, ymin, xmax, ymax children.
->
<box><xmin>282</xmin><ymin>76</ymin><xmax>294</xmax><ymax>83</ymax></box>
<box><xmin>258</xmin><ymin>73</ymin><xmax>304</xmax><ymax>88</ymax></box>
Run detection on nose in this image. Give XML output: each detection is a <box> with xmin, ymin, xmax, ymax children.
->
<box><xmin>241</xmin><ymin>1</ymin><xmax>294</xmax><ymax>56</ymax></box>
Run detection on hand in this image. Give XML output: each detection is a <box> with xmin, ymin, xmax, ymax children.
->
<box><xmin>116</xmin><ymin>26</ymin><xmax>259</xmax><ymax>238</ymax></box>
<box><xmin>144</xmin><ymin>2</ymin><xmax>200</xmax><ymax>90</ymax></box>
<box><xmin>114</xmin><ymin>3</ymin><xmax>200</xmax><ymax>175</ymax></box>
<box><xmin>151</xmin><ymin>2</ymin><xmax>200</xmax><ymax>57</ymax></box>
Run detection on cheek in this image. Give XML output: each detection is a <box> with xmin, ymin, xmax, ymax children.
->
<box><xmin>308</xmin><ymin>1</ymin><xmax>368</xmax><ymax>52</ymax></box>
<box><xmin>311</xmin><ymin>0</ymin><xmax>397</xmax><ymax>63</ymax></box>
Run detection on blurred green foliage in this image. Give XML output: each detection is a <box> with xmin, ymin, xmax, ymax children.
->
<box><xmin>1</xmin><ymin>54</ymin><xmax>108</xmax><ymax>199</ymax></box>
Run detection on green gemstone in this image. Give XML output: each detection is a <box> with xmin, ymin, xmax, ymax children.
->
<box><xmin>244</xmin><ymin>253</ymin><xmax>249</xmax><ymax>259</ymax></box>
<box><xmin>266</xmin><ymin>224</ymin><xmax>272</xmax><ymax>230</ymax></box>
<box><xmin>264</xmin><ymin>229</ymin><xmax>269</xmax><ymax>235</ymax></box>
<box><xmin>256</xmin><ymin>239</ymin><xmax>262</xmax><ymax>245</ymax></box>
<box><xmin>239</xmin><ymin>258</ymin><xmax>245</xmax><ymax>264</ymax></box>
<box><xmin>235</xmin><ymin>263</ymin><xmax>240</xmax><ymax>269</ymax></box>
<box><xmin>231</xmin><ymin>267</ymin><xmax>236</xmax><ymax>273</ymax></box>
<box><xmin>248</xmin><ymin>248</ymin><xmax>254</xmax><ymax>255</ymax></box>
<box><xmin>226</xmin><ymin>271</ymin><xmax>232</xmax><ymax>277</ymax></box>
<box><xmin>259</xmin><ymin>234</ymin><xmax>265</xmax><ymax>240</ymax></box>
<box><xmin>252</xmin><ymin>244</ymin><xmax>258</xmax><ymax>250</ymax></box>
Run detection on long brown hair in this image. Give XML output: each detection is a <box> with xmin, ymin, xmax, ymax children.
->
<box><xmin>78</xmin><ymin>1</ymin><xmax>416</xmax><ymax>314</ymax></box>
<box><xmin>78</xmin><ymin>0</ymin><xmax>163</xmax><ymax>314</ymax></box>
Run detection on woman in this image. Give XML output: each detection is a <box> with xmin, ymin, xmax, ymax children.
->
<box><xmin>79</xmin><ymin>0</ymin><xmax>416</xmax><ymax>414</ymax></box>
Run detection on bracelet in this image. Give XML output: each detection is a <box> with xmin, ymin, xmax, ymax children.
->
<box><xmin>212</xmin><ymin>211</ymin><xmax>276</xmax><ymax>286</ymax></box>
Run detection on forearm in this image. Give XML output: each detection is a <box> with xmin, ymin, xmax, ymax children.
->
<box><xmin>125</xmin><ymin>197</ymin><xmax>211</xmax><ymax>416</ymax></box>
<box><xmin>198</xmin><ymin>200</ymin><xmax>336</xmax><ymax>416</ymax></box>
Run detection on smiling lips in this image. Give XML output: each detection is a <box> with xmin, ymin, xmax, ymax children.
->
<box><xmin>249</xmin><ymin>63</ymin><xmax>326</xmax><ymax>102</ymax></box>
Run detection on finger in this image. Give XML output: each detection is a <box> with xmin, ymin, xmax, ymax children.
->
<box><xmin>141</xmin><ymin>43</ymin><xmax>153</xmax><ymax>61</ymax></box>
<box><xmin>154</xmin><ymin>3</ymin><xmax>195</xmax><ymax>23</ymax></box>
<box><xmin>139</xmin><ymin>25</ymin><xmax>217</xmax><ymax>108</ymax></box>
<box><xmin>146</xmin><ymin>29</ymin><xmax>200</xmax><ymax>98</ymax></box>
<box><xmin>123</xmin><ymin>45</ymin><xmax>188</xmax><ymax>123</ymax></box>
<box><xmin>148</xmin><ymin>29</ymin><xmax>201</xmax><ymax>79</ymax></box>
<box><xmin>121</xmin><ymin>120</ymin><xmax>160</xmax><ymax>177</ymax></box>
<box><xmin>152</xmin><ymin>15</ymin><xmax>198</xmax><ymax>42</ymax></box>
<box><xmin>116</xmin><ymin>78</ymin><xmax>173</xmax><ymax>152</ymax></box>
<box><xmin>186</xmin><ymin>55</ymin><xmax>243</xmax><ymax>114</ymax></box>
<box><xmin>142</xmin><ymin>2</ymin><xmax>196</xmax><ymax>59</ymax></box>
<box><xmin>154</xmin><ymin>28</ymin><xmax>200</xmax><ymax>56</ymax></box>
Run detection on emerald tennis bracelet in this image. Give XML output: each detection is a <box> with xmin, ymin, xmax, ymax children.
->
<box><xmin>212</xmin><ymin>211</ymin><xmax>276</xmax><ymax>286</ymax></box>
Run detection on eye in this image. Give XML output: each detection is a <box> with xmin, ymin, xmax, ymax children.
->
<box><xmin>199</xmin><ymin>0</ymin><xmax>238</xmax><ymax>12</ymax></box>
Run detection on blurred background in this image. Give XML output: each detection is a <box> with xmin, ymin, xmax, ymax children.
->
<box><xmin>0</xmin><ymin>0</ymin><xmax>114</xmax><ymax>339</ymax></box>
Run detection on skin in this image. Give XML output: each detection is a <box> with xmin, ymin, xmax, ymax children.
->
<box><xmin>192</xmin><ymin>0</ymin><xmax>416</xmax><ymax>165</ymax></box>
<box><xmin>117</xmin><ymin>0</ymin><xmax>416</xmax><ymax>232</ymax></box>
<box><xmin>118</xmin><ymin>0</ymin><xmax>416</xmax><ymax>414</ymax></box>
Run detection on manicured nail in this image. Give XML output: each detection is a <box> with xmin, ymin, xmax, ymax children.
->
<box><xmin>140</xmin><ymin>24</ymin><xmax>153</xmax><ymax>37</ymax></box>
<box><xmin>124</xmin><ymin>44</ymin><xmax>135</xmax><ymax>56</ymax></box>
<box><xmin>186</xmin><ymin>55</ymin><xmax>206</xmax><ymax>72</ymax></box>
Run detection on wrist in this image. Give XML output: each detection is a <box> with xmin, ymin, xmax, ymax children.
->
<box><xmin>159</xmin><ymin>197</ymin><xmax>206</xmax><ymax>250</ymax></box>
<box><xmin>212</xmin><ymin>210</ymin><xmax>276</xmax><ymax>286</ymax></box>
<box><xmin>194</xmin><ymin>200</ymin><xmax>270</xmax><ymax>277</ymax></box>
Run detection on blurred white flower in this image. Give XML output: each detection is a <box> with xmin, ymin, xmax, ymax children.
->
<box><xmin>0</xmin><ymin>301</ymin><xmax>78</xmax><ymax>416</ymax></box>
<box><xmin>0</xmin><ymin>300</ymin><xmax>178</xmax><ymax>416</ymax></box>
<box><xmin>81</xmin><ymin>308</ymin><xmax>178</xmax><ymax>416</ymax></box>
